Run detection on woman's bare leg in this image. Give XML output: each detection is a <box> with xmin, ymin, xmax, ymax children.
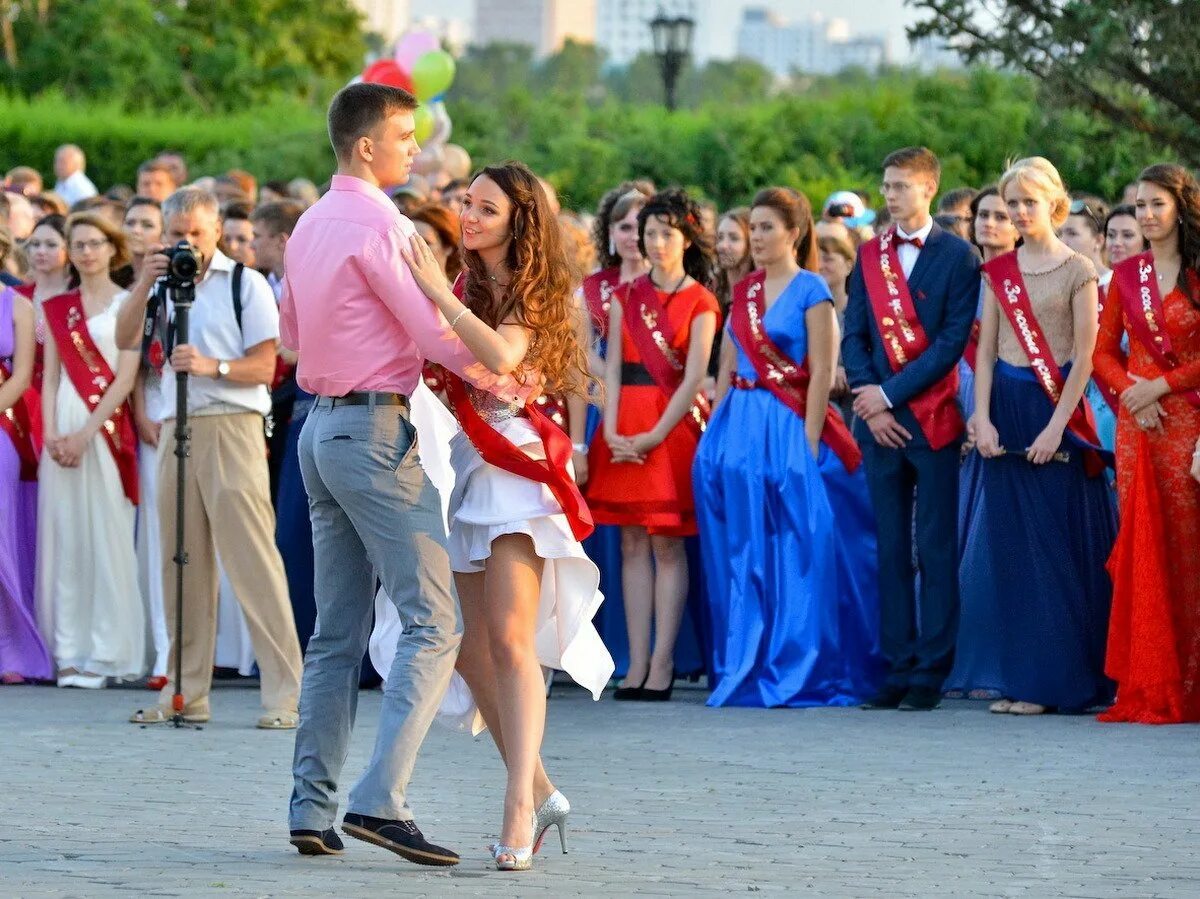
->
<box><xmin>645</xmin><ymin>534</ymin><xmax>688</xmax><ymax>691</ymax></box>
<box><xmin>619</xmin><ymin>525</ymin><xmax>653</xmax><ymax>687</ymax></box>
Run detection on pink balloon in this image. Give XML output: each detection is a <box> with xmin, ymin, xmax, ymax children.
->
<box><xmin>394</xmin><ymin>31</ymin><xmax>441</xmax><ymax>72</ymax></box>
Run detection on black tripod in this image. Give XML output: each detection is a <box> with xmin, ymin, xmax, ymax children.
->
<box><xmin>161</xmin><ymin>278</ymin><xmax>199</xmax><ymax>729</ymax></box>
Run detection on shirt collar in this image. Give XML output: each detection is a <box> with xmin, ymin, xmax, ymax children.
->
<box><xmin>330</xmin><ymin>174</ymin><xmax>398</xmax><ymax>214</ymax></box>
<box><xmin>896</xmin><ymin>217</ymin><xmax>934</xmax><ymax>243</ymax></box>
<box><xmin>201</xmin><ymin>248</ymin><xmax>236</xmax><ymax>282</ymax></box>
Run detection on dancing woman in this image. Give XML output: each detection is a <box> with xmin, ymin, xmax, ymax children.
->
<box><xmin>958</xmin><ymin>158</ymin><xmax>1116</xmax><ymax>714</ymax></box>
<box><xmin>1094</xmin><ymin>163</ymin><xmax>1200</xmax><ymax>724</ymax></box>
<box><xmin>402</xmin><ymin>161</ymin><xmax>614</xmax><ymax>870</ymax></box>
<box><xmin>585</xmin><ymin>189</ymin><xmax>720</xmax><ymax>701</ymax></box>
<box><xmin>694</xmin><ymin>187</ymin><xmax>883</xmax><ymax>707</ymax></box>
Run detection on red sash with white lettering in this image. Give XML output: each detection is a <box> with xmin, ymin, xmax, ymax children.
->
<box><xmin>442</xmin><ymin>276</ymin><xmax>593</xmax><ymax>541</ymax></box>
<box><xmin>730</xmin><ymin>271</ymin><xmax>861</xmax><ymax>472</ymax></box>
<box><xmin>0</xmin><ymin>359</ymin><xmax>40</xmax><ymax>480</ymax></box>
<box><xmin>982</xmin><ymin>251</ymin><xmax>1106</xmax><ymax>475</ymax></box>
<box><xmin>582</xmin><ymin>266</ymin><xmax>620</xmax><ymax>340</ymax></box>
<box><xmin>620</xmin><ymin>275</ymin><xmax>711</xmax><ymax>438</ymax></box>
<box><xmin>42</xmin><ymin>292</ymin><xmax>139</xmax><ymax>504</ymax></box>
<box><xmin>859</xmin><ymin>230</ymin><xmax>963</xmax><ymax>450</ymax></box>
<box><xmin>1092</xmin><ymin>279</ymin><xmax>1121</xmax><ymax>414</ymax></box>
<box><xmin>1112</xmin><ymin>251</ymin><xmax>1200</xmax><ymax>409</ymax></box>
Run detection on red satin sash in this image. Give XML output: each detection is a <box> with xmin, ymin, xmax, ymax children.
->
<box><xmin>443</xmin><ymin>276</ymin><xmax>593</xmax><ymax>541</ymax></box>
<box><xmin>859</xmin><ymin>230</ymin><xmax>963</xmax><ymax>450</ymax></box>
<box><xmin>1092</xmin><ymin>279</ymin><xmax>1121</xmax><ymax>415</ymax></box>
<box><xmin>42</xmin><ymin>292</ymin><xmax>139</xmax><ymax>504</ymax></box>
<box><xmin>981</xmin><ymin>251</ymin><xmax>1106</xmax><ymax>475</ymax></box>
<box><xmin>962</xmin><ymin>318</ymin><xmax>981</xmax><ymax>371</ymax></box>
<box><xmin>0</xmin><ymin>359</ymin><xmax>40</xmax><ymax>480</ymax></box>
<box><xmin>730</xmin><ymin>271</ymin><xmax>861</xmax><ymax>472</ymax></box>
<box><xmin>620</xmin><ymin>276</ymin><xmax>711</xmax><ymax>438</ymax></box>
<box><xmin>582</xmin><ymin>266</ymin><xmax>620</xmax><ymax>340</ymax></box>
<box><xmin>1113</xmin><ymin>252</ymin><xmax>1200</xmax><ymax>409</ymax></box>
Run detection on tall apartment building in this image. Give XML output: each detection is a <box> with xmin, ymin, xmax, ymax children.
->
<box><xmin>597</xmin><ymin>0</ymin><xmax>715</xmax><ymax>65</ymax></box>
<box><xmin>736</xmin><ymin>7</ymin><xmax>888</xmax><ymax>76</ymax></box>
<box><xmin>472</xmin><ymin>0</ymin><xmax>597</xmax><ymax>58</ymax></box>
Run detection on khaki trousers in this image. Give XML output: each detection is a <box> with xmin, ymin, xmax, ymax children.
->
<box><xmin>156</xmin><ymin>412</ymin><xmax>302</xmax><ymax>714</ymax></box>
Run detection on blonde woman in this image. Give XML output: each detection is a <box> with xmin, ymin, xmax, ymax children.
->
<box><xmin>955</xmin><ymin>158</ymin><xmax>1116</xmax><ymax>715</ymax></box>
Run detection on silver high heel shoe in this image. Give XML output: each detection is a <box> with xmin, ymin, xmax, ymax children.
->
<box><xmin>533</xmin><ymin>790</ymin><xmax>570</xmax><ymax>855</ymax></box>
<box><xmin>492</xmin><ymin>842</ymin><xmax>533</xmax><ymax>871</ymax></box>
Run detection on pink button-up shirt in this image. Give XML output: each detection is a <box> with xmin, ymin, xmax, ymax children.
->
<box><xmin>279</xmin><ymin>174</ymin><xmax>529</xmax><ymax>402</ymax></box>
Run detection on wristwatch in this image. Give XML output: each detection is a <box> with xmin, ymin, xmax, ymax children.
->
<box><xmin>215</xmin><ymin>359</ymin><xmax>231</xmax><ymax>380</ymax></box>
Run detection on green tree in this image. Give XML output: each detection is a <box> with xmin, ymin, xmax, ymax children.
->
<box><xmin>453</xmin><ymin>42</ymin><xmax>536</xmax><ymax>105</ymax></box>
<box><xmin>532</xmin><ymin>39</ymin><xmax>607</xmax><ymax>100</ymax></box>
<box><xmin>0</xmin><ymin>0</ymin><xmax>365</xmax><ymax>111</ymax></box>
<box><xmin>908</xmin><ymin>0</ymin><xmax>1198</xmax><ymax>163</ymax></box>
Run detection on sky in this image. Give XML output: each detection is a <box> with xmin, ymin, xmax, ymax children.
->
<box><xmin>410</xmin><ymin>0</ymin><xmax>925</xmax><ymax>61</ymax></box>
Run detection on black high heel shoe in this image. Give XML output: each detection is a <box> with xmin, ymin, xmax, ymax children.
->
<box><xmin>640</xmin><ymin>667</ymin><xmax>675</xmax><ymax>702</ymax></box>
<box><xmin>612</xmin><ymin>671</ymin><xmax>649</xmax><ymax>701</ymax></box>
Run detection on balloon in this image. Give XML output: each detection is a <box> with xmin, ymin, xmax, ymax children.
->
<box><xmin>441</xmin><ymin>144</ymin><xmax>472</xmax><ymax>180</ymax></box>
<box><xmin>412</xmin><ymin>145</ymin><xmax>445</xmax><ymax>177</ymax></box>
<box><xmin>395</xmin><ymin>30</ymin><xmax>441</xmax><ymax>72</ymax></box>
<box><xmin>426</xmin><ymin>100</ymin><xmax>452</xmax><ymax>147</ymax></box>
<box><xmin>362</xmin><ymin>59</ymin><xmax>413</xmax><ymax>93</ymax></box>
<box><xmin>411</xmin><ymin>50</ymin><xmax>456</xmax><ymax>101</ymax></box>
<box><xmin>412</xmin><ymin>104</ymin><xmax>435</xmax><ymax>145</ymax></box>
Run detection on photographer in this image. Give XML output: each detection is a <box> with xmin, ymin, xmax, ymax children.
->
<box><xmin>116</xmin><ymin>186</ymin><xmax>302</xmax><ymax>728</ymax></box>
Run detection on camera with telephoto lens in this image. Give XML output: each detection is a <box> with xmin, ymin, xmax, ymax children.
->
<box><xmin>160</xmin><ymin>240</ymin><xmax>200</xmax><ymax>288</ymax></box>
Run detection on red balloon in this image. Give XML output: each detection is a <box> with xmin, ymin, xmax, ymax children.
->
<box><xmin>362</xmin><ymin>59</ymin><xmax>414</xmax><ymax>93</ymax></box>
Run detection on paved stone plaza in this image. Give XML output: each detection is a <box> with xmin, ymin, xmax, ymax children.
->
<box><xmin>2</xmin><ymin>681</ymin><xmax>1198</xmax><ymax>897</ymax></box>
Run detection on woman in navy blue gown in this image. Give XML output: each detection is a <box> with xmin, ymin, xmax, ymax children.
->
<box><xmin>953</xmin><ymin>158</ymin><xmax>1116</xmax><ymax>714</ymax></box>
<box><xmin>694</xmin><ymin>187</ymin><xmax>884</xmax><ymax>708</ymax></box>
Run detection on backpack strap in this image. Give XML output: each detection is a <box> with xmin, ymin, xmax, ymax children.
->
<box><xmin>232</xmin><ymin>262</ymin><xmax>244</xmax><ymax>332</ymax></box>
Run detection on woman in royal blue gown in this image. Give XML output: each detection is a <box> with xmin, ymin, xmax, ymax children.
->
<box><xmin>694</xmin><ymin>187</ymin><xmax>884</xmax><ymax>708</ymax></box>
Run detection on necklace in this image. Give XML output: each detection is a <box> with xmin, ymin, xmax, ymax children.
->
<box><xmin>650</xmin><ymin>271</ymin><xmax>688</xmax><ymax>296</ymax></box>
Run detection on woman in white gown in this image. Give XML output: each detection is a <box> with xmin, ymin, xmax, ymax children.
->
<box><xmin>402</xmin><ymin>161</ymin><xmax>613</xmax><ymax>872</ymax></box>
<box><xmin>37</xmin><ymin>212</ymin><xmax>144</xmax><ymax>688</ymax></box>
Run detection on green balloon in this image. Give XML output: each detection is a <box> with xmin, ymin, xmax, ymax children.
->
<box><xmin>413</xmin><ymin>104</ymin><xmax>435</xmax><ymax>144</ymax></box>
<box><xmin>412</xmin><ymin>49</ymin><xmax>456</xmax><ymax>101</ymax></box>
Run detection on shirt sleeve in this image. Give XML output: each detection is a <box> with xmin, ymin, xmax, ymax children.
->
<box><xmin>1092</xmin><ymin>276</ymin><xmax>1131</xmax><ymax>395</ymax></box>
<box><xmin>361</xmin><ymin>223</ymin><xmax>535</xmax><ymax>402</ymax></box>
<box><xmin>237</xmin><ymin>267</ymin><xmax>280</xmax><ymax>351</ymax></box>
<box><xmin>279</xmin><ymin>271</ymin><xmax>297</xmax><ymax>352</ymax></box>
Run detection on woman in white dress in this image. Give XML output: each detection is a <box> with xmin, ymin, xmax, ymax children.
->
<box><xmin>403</xmin><ymin>161</ymin><xmax>613</xmax><ymax>872</ymax></box>
<box><xmin>37</xmin><ymin>212</ymin><xmax>144</xmax><ymax>688</ymax></box>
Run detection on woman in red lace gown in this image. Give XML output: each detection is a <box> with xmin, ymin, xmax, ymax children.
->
<box><xmin>1093</xmin><ymin>163</ymin><xmax>1200</xmax><ymax>724</ymax></box>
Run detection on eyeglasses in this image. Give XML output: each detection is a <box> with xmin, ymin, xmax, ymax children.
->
<box><xmin>70</xmin><ymin>239</ymin><xmax>109</xmax><ymax>253</ymax></box>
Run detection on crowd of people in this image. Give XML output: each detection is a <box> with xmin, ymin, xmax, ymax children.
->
<box><xmin>1</xmin><ymin>125</ymin><xmax>1198</xmax><ymax>733</ymax></box>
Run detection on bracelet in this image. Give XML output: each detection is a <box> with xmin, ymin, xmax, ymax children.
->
<box><xmin>572</xmin><ymin>442</ymin><xmax>588</xmax><ymax>454</ymax></box>
<box><xmin>449</xmin><ymin>307</ymin><xmax>471</xmax><ymax>329</ymax></box>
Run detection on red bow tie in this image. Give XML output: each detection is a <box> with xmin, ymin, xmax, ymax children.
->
<box><xmin>895</xmin><ymin>233</ymin><xmax>924</xmax><ymax>249</ymax></box>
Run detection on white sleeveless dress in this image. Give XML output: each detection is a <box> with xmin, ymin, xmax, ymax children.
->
<box><xmin>369</xmin><ymin>381</ymin><xmax>613</xmax><ymax>732</ymax></box>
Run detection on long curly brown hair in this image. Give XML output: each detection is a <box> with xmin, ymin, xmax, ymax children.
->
<box><xmin>460</xmin><ymin>162</ymin><xmax>594</xmax><ymax>399</ymax></box>
<box><xmin>1138</xmin><ymin>163</ymin><xmax>1200</xmax><ymax>307</ymax></box>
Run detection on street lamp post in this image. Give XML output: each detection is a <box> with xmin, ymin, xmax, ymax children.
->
<box><xmin>649</xmin><ymin>11</ymin><xmax>694</xmax><ymax>112</ymax></box>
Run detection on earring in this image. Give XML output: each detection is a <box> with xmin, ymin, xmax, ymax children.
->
<box><xmin>608</xmin><ymin>236</ymin><xmax>616</xmax><ymax>256</ymax></box>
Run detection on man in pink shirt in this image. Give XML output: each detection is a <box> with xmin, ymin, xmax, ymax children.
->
<box><xmin>282</xmin><ymin>83</ymin><xmax>529</xmax><ymax>867</ymax></box>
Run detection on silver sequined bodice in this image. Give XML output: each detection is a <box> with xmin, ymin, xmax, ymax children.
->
<box><xmin>464</xmin><ymin>382</ymin><xmax>522</xmax><ymax>424</ymax></box>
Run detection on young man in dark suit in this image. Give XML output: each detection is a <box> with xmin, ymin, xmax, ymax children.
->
<box><xmin>841</xmin><ymin>146</ymin><xmax>981</xmax><ymax>711</ymax></box>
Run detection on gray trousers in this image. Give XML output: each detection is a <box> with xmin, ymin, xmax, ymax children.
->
<box><xmin>289</xmin><ymin>397</ymin><xmax>460</xmax><ymax>830</ymax></box>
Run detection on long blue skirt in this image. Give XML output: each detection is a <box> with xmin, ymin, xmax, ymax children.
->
<box><xmin>949</xmin><ymin>361</ymin><xmax>1117</xmax><ymax>710</ymax></box>
<box><xmin>693</xmin><ymin>388</ymin><xmax>884</xmax><ymax>708</ymax></box>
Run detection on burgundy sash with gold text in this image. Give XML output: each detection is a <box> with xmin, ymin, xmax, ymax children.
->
<box><xmin>443</xmin><ymin>276</ymin><xmax>592</xmax><ymax>541</ymax></box>
<box><xmin>730</xmin><ymin>271</ymin><xmax>861</xmax><ymax>472</ymax></box>
<box><xmin>981</xmin><ymin>251</ymin><xmax>1106</xmax><ymax>475</ymax></box>
<box><xmin>859</xmin><ymin>230</ymin><xmax>963</xmax><ymax>450</ymax></box>
<box><xmin>1112</xmin><ymin>252</ymin><xmax>1200</xmax><ymax>409</ymax></box>
<box><xmin>620</xmin><ymin>276</ymin><xmax>712</xmax><ymax>438</ymax></box>
<box><xmin>0</xmin><ymin>359</ymin><xmax>40</xmax><ymax>480</ymax></box>
<box><xmin>42</xmin><ymin>292</ymin><xmax>139</xmax><ymax>504</ymax></box>
<box><xmin>582</xmin><ymin>266</ymin><xmax>620</xmax><ymax>340</ymax></box>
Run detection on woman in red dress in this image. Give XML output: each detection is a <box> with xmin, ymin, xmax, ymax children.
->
<box><xmin>586</xmin><ymin>189</ymin><xmax>719</xmax><ymax>701</ymax></box>
<box><xmin>1093</xmin><ymin>163</ymin><xmax>1200</xmax><ymax>724</ymax></box>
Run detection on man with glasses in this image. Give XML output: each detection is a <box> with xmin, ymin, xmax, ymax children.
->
<box><xmin>842</xmin><ymin>146</ymin><xmax>981</xmax><ymax>712</ymax></box>
<box><xmin>935</xmin><ymin>187</ymin><xmax>979</xmax><ymax>242</ymax></box>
